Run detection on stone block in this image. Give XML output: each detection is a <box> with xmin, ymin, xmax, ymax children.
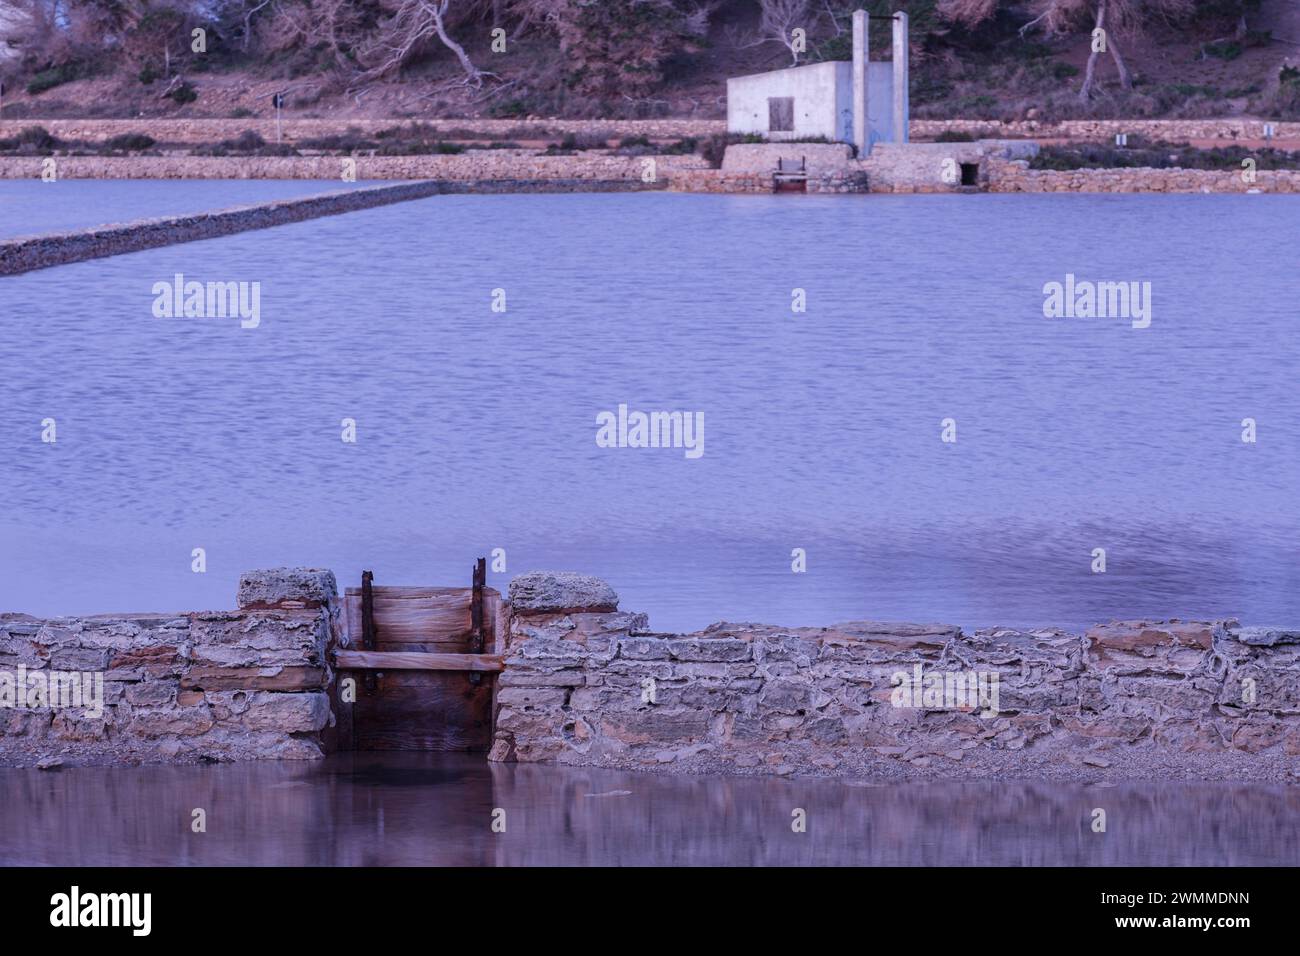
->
<box><xmin>508</xmin><ymin>572</ymin><xmax>618</xmax><ymax>614</ymax></box>
<box><xmin>236</xmin><ymin>568</ymin><xmax>337</xmax><ymax>609</ymax></box>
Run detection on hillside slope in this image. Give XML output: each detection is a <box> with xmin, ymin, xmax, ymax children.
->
<box><xmin>0</xmin><ymin>0</ymin><xmax>1296</xmax><ymax>122</ymax></box>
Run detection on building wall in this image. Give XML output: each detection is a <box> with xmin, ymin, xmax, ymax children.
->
<box><xmin>866</xmin><ymin>61</ymin><xmax>895</xmax><ymax>146</ymax></box>
<box><xmin>726</xmin><ymin>61</ymin><xmax>899</xmax><ymax>148</ymax></box>
<box><xmin>726</xmin><ymin>62</ymin><xmax>847</xmax><ymax>141</ymax></box>
<box><xmin>490</xmin><ymin>572</ymin><xmax>1300</xmax><ymax>781</ymax></box>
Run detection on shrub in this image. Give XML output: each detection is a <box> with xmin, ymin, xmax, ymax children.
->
<box><xmin>0</xmin><ymin>126</ymin><xmax>61</xmax><ymax>153</ymax></box>
<box><xmin>26</xmin><ymin>64</ymin><xmax>81</xmax><ymax>95</ymax></box>
<box><xmin>168</xmin><ymin>81</ymin><xmax>198</xmax><ymax>104</ymax></box>
<box><xmin>104</xmin><ymin>133</ymin><xmax>156</xmax><ymax>151</ymax></box>
<box><xmin>699</xmin><ymin>133</ymin><xmax>762</xmax><ymax>169</ymax></box>
<box><xmin>556</xmin><ymin>131</ymin><xmax>610</xmax><ymax>150</ymax></box>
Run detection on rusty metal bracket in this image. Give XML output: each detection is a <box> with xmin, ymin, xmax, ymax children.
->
<box><xmin>361</xmin><ymin>569</ymin><xmax>378</xmax><ymax>692</ymax></box>
<box><xmin>469</xmin><ymin>557</ymin><xmax>486</xmax><ymax>685</ymax></box>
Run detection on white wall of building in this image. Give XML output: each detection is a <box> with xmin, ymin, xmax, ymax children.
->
<box><xmin>726</xmin><ymin>59</ymin><xmax>902</xmax><ymax>149</ymax></box>
<box><xmin>726</xmin><ymin>62</ymin><xmax>848</xmax><ymax>142</ymax></box>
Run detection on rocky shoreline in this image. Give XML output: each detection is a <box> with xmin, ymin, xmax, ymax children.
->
<box><xmin>4</xmin><ymin>117</ymin><xmax>1299</xmax><ymax>194</ymax></box>
<box><xmin>4</xmin><ymin>149</ymin><xmax>1297</xmax><ymax>194</ymax></box>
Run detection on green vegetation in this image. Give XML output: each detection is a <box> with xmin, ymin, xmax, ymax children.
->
<box><xmin>103</xmin><ymin>133</ymin><xmax>157</xmax><ymax>151</ymax></box>
<box><xmin>26</xmin><ymin>64</ymin><xmax>84</xmax><ymax>96</ymax></box>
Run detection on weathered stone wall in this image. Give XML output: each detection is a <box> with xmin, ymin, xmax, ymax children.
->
<box><xmin>1</xmin><ymin>177</ymin><xmax>664</xmax><ymax>276</ymax></box>
<box><xmin>0</xmin><ymin>569</ymin><xmax>337</xmax><ymax>766</ymax></box>
<box><xmin>721</xmin><ymin>142</ymin><xmax>857</xmax><ymax>175</ymax></box>
<box><xmin>986</xmin><ymin>158</ymin><xmax>1300</xmax><ymax>193</ymax></box>
<box><xmin>0</xmin><ymin>118</ymin><xmax>724</xmax><ymax>145</ymax></box>
<box><xmin>490</xmin><ymin>573</ymin><xmax>1300</xmax><ymax>782</ymax></box>
<box><xmin>5</xmin><ymin>141</ymin><xmax>1294</xmax><ymax>193</ymax></box>
<box><xmin>0</xmin><ymin>151</ymin><xmax>707</xmax><ymax>181</ymax></box>
<box><xmin>912</xmin><ymin>117</ymin><xmax>1300</xmax><ymax>142</ymax></box>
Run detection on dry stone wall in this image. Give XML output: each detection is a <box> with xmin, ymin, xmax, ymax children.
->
<box><xmin>986</xmin><ymin>158</ymin><xmax>1300</xmax><ymax>193</ymax></box>
<box><xmin>0</xmin><ymin>118</ymin><xmax>724</xmax><ymax>145</ymax></box>
<box><xmin>0</xmin><ymin>151</ymin><xmax>706</xmax><ymax>181</ymax></box>
<box><xmin>491</xmin><ymin>573</ymin><xmax>1300</xmax><ymax>782</ymax></box>
<box><xmin>0</xmin><ymin>568</ymin><xmax>337</xmax><ymax>766</ymax></box>
<box><xmin>912</xmin><ymin>118</ymin><xmax>1300</xmax><ymax>142</ymax></box>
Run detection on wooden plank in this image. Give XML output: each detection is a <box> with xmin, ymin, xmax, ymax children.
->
<box><xmin>353</xmin><ymin>671</ymin><xmax>494</xmax><ymax>752</ymax></box>
<box><xmin>485</xmin><ymin>593</ymin><xmax>505</xmax><ymax>655</ymax></box>
<box><xmin>335</xmin><ymin>650</ymin><xmax>504</xmax><ymax>672</ymax></box>
<box><xmin>340</xmin><ymin>587</ymin><xmax>501</xmax><ymax>649</ymax></box>
<box><xmin>340</xmin><ymin>593</ymin><xmax>469</xmax><ymax>648</ymax></box>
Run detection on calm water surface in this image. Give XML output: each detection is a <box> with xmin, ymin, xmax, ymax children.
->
<box><xmin>0</xmin><ymin>179</ymin><xmax>375</xmax><ymax>239</ymax></box>
<box><xmin>1</xmin><ymin>190</ymin><xmax>1297</xmax><ymax>631</ymax></box>
<box><xmin>1</xmin><ymin>753</ymin><xmax>1296</xmax><ymax>866</ymax></box>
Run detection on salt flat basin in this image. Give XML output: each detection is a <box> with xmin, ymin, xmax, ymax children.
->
<box><xmin>1</xmin><ymin>752</ymin><xmax>1296</xmax><ymax>866</ymax></box>
<box><xmin>0</xmin><ymin>179</ymin><xmax>378</xmax><ymax>240</ymax></box>
<box><xmin>1</xmin><ymin>191</ymin><xmax>1298</xmax><ymax>632</ymax></box>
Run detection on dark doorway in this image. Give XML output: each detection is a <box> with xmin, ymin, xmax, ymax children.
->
<box><xmin>960</xmin><ymin>162</ymin><xmax>980</xmax><ymax>187</ymax></box>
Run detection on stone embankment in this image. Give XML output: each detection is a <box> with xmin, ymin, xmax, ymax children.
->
<box><xmin>0</xmin><ymin>176</ymin><xmax>660</xmax><ymax>276</ymax></box>
<box><xmin>985</xmin><ymin>160</ymin><xmax>1300</xmax><ymax>193</ymax></box>
<box><xmin>491</xmin><ymin>572</ymin><xmax>1300</xmax><ymax>782</ymax></box>
<box><xmin>0</xmin><ymin>117</ymin><xmax>723</xmax><ymax>145</ymax></box>
<box><xmin>3</xmin><ymin>135</ymin><xmax>1296</xmax><ymax>193</ymax></box>
<box><xmin>913</xmin><ymin>117</ymin><xmax>1300</xmax><ymax>143</ymax></box>
<box><xmin>0</xmin><ymin>569</ymin><xmax>337</xmax><ymax>766</ymax></box>
<box><xmin>0</xmin><ymin>151</ymin><xmax>707</xmax><ymax>181</ymax></box>
<box><xmin>5</xmin><ymin>567</ymin><xmax>1298</xmax><ymax>780</ymax></box>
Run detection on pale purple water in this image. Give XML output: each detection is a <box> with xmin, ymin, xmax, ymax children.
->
<box><xmin>1</xmin><ymin>753</ymin><xmax>1296</xmax><ymax>866</ymax></box>
<box><xmin>0</xmin><ymin>179</ymin><xmax>374</xmax><ymax>239</ymax></box>
<box><xmin>1</xmin><ymin>190</ymin><xmax>1297</xmax><ymax>632</ymax></box>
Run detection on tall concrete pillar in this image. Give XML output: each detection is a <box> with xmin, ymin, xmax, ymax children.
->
<box><xmin>852</xmin><ymin>10</ymin><xmax>869</xmax><ymax>156</ymax></box>
<box><xmin>892</xmin><ymin>11</ymin><xmax>909</xmax><ymax>144</ymax></box>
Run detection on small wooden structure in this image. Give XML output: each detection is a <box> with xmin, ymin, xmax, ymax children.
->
<box><xmin>330</xmin><ymin>558</ymin><xmax>507</xmax><ymax>751</ymax></box>
<box><xmin>774</xmin><ymin>156</ymin><xmax>808</xmax><ymax>192</ymax></box>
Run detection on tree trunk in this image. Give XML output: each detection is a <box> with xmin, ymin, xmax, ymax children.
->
<box><xmin>424</xmin><ymin>0</ymin><xmax>485</xmax><ymax>87</ymax></box>
<box><xmin>1079</xmin><ymin>2</ymin><xmax>1106</xmax><ymax>101</ymax></box>
<box><xmin>1108</xmin><ymin>28</ymin><xmax>1132</xmax><ymax>90</ymax></box>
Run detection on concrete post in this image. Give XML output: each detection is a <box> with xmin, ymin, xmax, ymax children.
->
<box><xmin>892</xmin><ymin>11</ymin><xmax>909</xmax><ymax>144</ymax></box>
<box><xmin>852</xmin><ymin>9</ymin><xmax>868</xmax><ymax>156</ymax></box>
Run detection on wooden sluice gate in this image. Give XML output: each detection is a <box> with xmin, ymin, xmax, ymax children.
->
<box><xmin>330</xmin><ymin>557</ymin><xmax>505</xmax><ymax>752</ymax></box>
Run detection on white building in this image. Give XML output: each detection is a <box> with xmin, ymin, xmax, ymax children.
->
<box><xmin>727</xmin><ymin>10</ymin><xmax>909</xmax><ymax>156</ymax></box>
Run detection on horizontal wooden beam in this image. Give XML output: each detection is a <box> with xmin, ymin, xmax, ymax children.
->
<box><xmin>334</xmin><ymin>650</ymin><xmax>504</xmax><ymax>672</ymax></box>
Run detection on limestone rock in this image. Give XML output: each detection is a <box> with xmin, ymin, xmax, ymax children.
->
<box><xmin>236</xmin><ymin>568</ymin><xmax>337</xmax><ymax>609</ymax></box>
<box><xmin>508</xmin><ymin>572</ymin><xmax>618</xmax><ymax>614</ymax></box>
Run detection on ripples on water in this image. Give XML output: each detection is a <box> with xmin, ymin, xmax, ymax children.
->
<box><xmin>1</xmin><ymin>754</ymin><xmax>1295</xmax><ymax>866</ymax></box>
<box><xmin>1</xmin><ymin>190</ymin><xmax>1297</xmax><ymax>630</ymax></box>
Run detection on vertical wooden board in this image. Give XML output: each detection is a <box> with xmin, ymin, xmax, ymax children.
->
<box><xmin>328</xmin><ymin>670</ymin><xmax>355</xmax><ymax>752</ymax></box>
<box><xmin>353</xmin><ymin>671</ymin><xmax>495</xmax><ymax>752</ymax></box>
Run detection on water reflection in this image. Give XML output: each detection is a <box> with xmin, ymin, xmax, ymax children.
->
<box><xmin>1</xmin><ymin>753</ymin><xmax>1295</xmax><ymax>866</ymax></box>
